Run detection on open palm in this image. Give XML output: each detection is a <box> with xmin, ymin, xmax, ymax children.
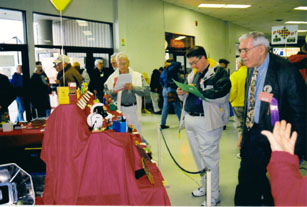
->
<box><xmin>261</xmin><ymin>120</ymin><xmax>297</xmax><ymax>155</ymax></box>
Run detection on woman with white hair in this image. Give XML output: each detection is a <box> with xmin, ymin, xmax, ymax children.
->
<box><xmin>89</xmin><ymin>58</ymin><xmax>114</xmax><ymax>102</ymax></box>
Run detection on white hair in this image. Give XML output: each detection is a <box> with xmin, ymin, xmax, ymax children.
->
<box><xmin>239</xmin><ymin>31</ymin><xmax>270</xmax><ymax>49</ymax></box>
<box><xmin>116</xmin><ymin>52</ymin><xmax>129</xmax><ymax>63</ymax></box>
<box><xmin>111</xmin><ymin>53</ymin><xmax>117</xmax><ymax>61</ymax></box>
<box><xmin>94</xmin><ymin>59</ymin><xmax>103</xmax><ymax>66</ymax></box>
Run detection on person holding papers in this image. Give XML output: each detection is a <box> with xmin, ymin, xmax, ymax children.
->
<box><xmin>176</xmin><ymin>46</ymin><xmax>231</xmax><ymax>206</ymax></box>
<box><xmin>104</xmin><ymin>53</ymin><xmax>150</xmax><ymax>136</ymax></box>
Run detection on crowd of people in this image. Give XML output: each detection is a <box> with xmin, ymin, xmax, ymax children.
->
<box><xmin>0</xmin><ymin>31</ymin><xmax>306</xmax><ymax>206</ymax></box>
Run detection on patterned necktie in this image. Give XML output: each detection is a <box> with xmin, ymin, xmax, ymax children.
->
<box><xmin>246</xmin><ymin>68</ymin><xmax>258</xmax><ymax>130</ymax></box>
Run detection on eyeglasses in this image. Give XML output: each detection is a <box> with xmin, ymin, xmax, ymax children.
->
<box><xmin>118</xmin><ymin>62</ymin><xmax>128</xmax><ymax>66</ymax></box>
<box><xmin>239</xmin><ymin>45</ymin><xmax>260</xmax><ymax>54</ymax></box>
<box><xmin>189</xmin><ymin>58</ymin><xmax>201</xmax><ymax>66</ymax></box>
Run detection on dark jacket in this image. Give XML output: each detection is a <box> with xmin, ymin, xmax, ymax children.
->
<box><xmin>30</xmin><ymin>73</ymin><xmax>51</xmax><ymax>110</ymax></box>
<box><xmin>242</xmin><ymin>53</ymin><xmax>306</xmax><ymax>158</ymax></box>
<box><xmin>0</xmin><ymin>74</ymin><xmax>16</xmax><ymax>114</ymax></box>
<box><xmin>150</xmin><ymin>69</ymin><xmax>162</xmax><ymax>93</ymax></box>
<box><xmin>57</xmin><ymin>64</ymin><xmax>83</xmax><ymax>87</ymax></box>
<box><xmin>202</xmin><ymin>66</ymin><xmax>231</xmax><ymax>99</ymax></box>
<box><xmin>89</xmin><ymin>67</ymin><xmax>114</xmax><ymax>93</ymax></box>
<box><xmin>10</xmin><ymin>72</ymin><xmax>24</xmax><ymax>97</ymax></box>
<box><xmin>288</xmin><ymin>52</ymin><xmax>307</xmax><ymax>81</ymax></box>
<box><xmin>160</xmin><ymin>62</ymin><xmax>183</xmax><ymax>89</ymax></box>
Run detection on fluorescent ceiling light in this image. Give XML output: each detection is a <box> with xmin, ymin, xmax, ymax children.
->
<box><xmin>199</xmin><ymin>4</ymin><xmax>224</xmax><ymax>8</ymax></box>
<box><xmin>76</xmin><ymin>20</ymin><xmax>88</xmax><ymax>27</ymax></box>
<box><xmin>224</xmin><ymin>5</ymin><xmax>251</xmax><ymax>8</ymax></box>
<box><xmin>198</xmin><ymin>4</ymin><xmax>251</xmax><ymax>8</ymax></box>
<box><xmin>87</xmin><ymin>37</ymin><xmax>95</xmax><ymax>41</ymax></box>
<box><xmin>175</xmin><ymin>36</ymin><xmax>186</xmax><ymax>40</ymax></box>
<box><xmin>294</xmin><ymin>6</ymin><xmax>307</xmax><ymax>10</ymax></box>
<box><xmin>83</xmin><ymin>30</ymin><xmax>92</xmax><ymax>36</ymax></box>
<box><xmin>298</xmin><ymin>30</ymin><xmax>307</xmax><ymax>32</ymax></box>
<box><xmin>285</xmin><ymin>21</ymin><xmax>307</xmax><ymax>24</ymax></box>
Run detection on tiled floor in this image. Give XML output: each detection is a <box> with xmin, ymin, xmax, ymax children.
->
<box><xmin>141</xmin><ymin>112</ymin><xmax>307</xmax><ymax>206</ymax></box>
<box><xmin>141</xmin><ymin>113</ymin><xmax>241</xmax><ymax>206</ymax></box>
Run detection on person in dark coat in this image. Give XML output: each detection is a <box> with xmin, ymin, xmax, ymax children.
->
<box><xmin>10</xmin><ymin>65</ymin><xmax>25</xmax><ymax>122</ymax></box>
<box><xmin>234</xmin><ymin>31</ymin><xmax>306</xmax><ymax>206</ymax></box>
<box><xmin>150</xmin><ymin>67</ymin><xmax>163</xmax><ymax>113</ymax></box>
<box><xmin>89</xmin><ymin>59</ymin><xmax>114</xmax><ymax>102</ymax></box>
<box><xmin>30</xmin><ymin>63</ymin><xmax>51</xmax><ymax>117</ymax></box>
<box><xmin>0</xmin><ymin>73</ymin><xmax>16</xmax><ymax>122</ymax></box>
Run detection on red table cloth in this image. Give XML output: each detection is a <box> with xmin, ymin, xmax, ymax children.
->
<box><xmin>0</xmin><ymin>128</ymin><xmax>44</xmax><ymax>149</ymax></box>
<box><xmin>41</xmin><ymin>104</ymin><xmax>170</xmax><ymax>205</ymax></box>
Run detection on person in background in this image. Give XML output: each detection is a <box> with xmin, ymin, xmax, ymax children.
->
<box><xmin>111</xmin><ymin>53</ymin><xmax>118</xmax><ymax>70</ymax></box>
<box><xmin>234</xmin><ymin>32</ymin><xmax>306</xmax><ymax>206</ymax></box>
<box><xmin>10</xmin><ymin>64</ymin><xmax>25</xmax><ymax>122</ymax></box>
<box><xmin>0</xmin><ymin>73</ymin><xmax>16</xmax><ymax>122</ymax></box>
<box><xmin>218</xmin><ymin>58</ymin><xmax>230</xmax><ymax>76</ymax></box>
<box><xmin>141</xmin><ymin>72</ymin><xmax>152</xmax><ymax>114</ymax></box>
<box><xmin>261</xmin><ymin>120</ymin><xmax>307</xmax><ymax>206</ymax></box>
<box><xmin>55</xmin><ymin>55</ymin><xmax>83</xmax><ymax>87</ymax></box>
<box><xmin>159</xmin><ymin>59</ymin><xmax>183</xmax><ymax>129</ymax></box>
<box><xmin>89</xmin><ymin>59</ymin><xmax>114</xmax><ymax>102</ymax></box>
<box><xmin>288</xmin><ymin>43</ymin><xmax>307</xmax><ymax>82</ymax></box>
<box><xmin>104</xmin><ymin>53</ymin><xmax>150</xmax><ymax>138</ymax></box>
<box><xmin>229</xmin><ymin>58</ymin><xmax>247</xmax><ymax>157</ymax></box>
<box><xmin>150</xmin><ymin>67</ymin><xmax>163</xmax><ymax>114</ymax></box>
<box><xmin>30</xmin><ymin>63</ymin><xmax>51</xmax><ymax>117</ymax></box>
<box><xmin>177</xmin><ymin>46</ymin><xmax>231</xmax><ymax>206</ymax></box>
<box><xmin>73</xmin><ymin>61</ymin><xmax>90</xmax><ymax>84</ymax></box>
<box><xmin>219</xmin><ymin>58</ymin><xmax>232</xmax><ymax>130</ymax></box>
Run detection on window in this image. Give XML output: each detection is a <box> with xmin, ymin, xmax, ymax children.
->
<box><xmin>33</xmin><ymin>13</ymin><xmax>113</xmax><ymax>48</ymax></box>
<box><xmin>0</xmin><ymin>8</ymin><xmax>25</xmax><ymax>44</ymax></box>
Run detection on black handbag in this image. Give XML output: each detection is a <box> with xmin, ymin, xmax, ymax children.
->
<box><xmin>167</xmin><ymin>92</ymin><xmax>177</xmax><ymax>102</ymax></box>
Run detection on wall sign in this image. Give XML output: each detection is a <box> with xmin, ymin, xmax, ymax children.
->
<box><xmin>271</xmin><ymin>25</ymin><xmax>298</xmax><ymax>45</ymax></box>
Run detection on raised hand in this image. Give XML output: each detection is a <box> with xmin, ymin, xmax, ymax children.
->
<box><xmin>261</xmin><ymin>120</ymin><xmax>297</xmax><ymax>155</ymax></box>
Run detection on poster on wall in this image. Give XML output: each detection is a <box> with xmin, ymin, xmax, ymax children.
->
<box><xmin>271</xmin><ymin>25</ymin><xmax>298</xmax><ymax>44</ymax></box>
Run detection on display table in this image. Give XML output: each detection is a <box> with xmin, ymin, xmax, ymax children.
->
<box><xmin>0</xmin><ymin>128</ymin><xmax>45</xmax><ymax>173</ymax></box>
<box><xmin>41</xmin><ymin>104</ymin><xmax>170</xmax><ymax>205</ymax></box>
<box><xmin>0</xmin><ymin>128</ymin><xmax>44</xmax><ymax>149</ymax></box>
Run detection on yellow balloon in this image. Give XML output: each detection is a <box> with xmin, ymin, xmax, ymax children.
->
<box><xmin>50</xmin><ymin>0</ymin><xmax>71</xmax><ymax>12</ymax></box>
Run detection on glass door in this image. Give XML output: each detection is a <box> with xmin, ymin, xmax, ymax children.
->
<box><xmin>0</xmin><ymin>45</ymin><xmax>30</xmax><ymax>122</ymax></box>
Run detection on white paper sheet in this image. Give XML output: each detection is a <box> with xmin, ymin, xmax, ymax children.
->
<box><xmin>114</xmin><ymin>74</ymin><xmax>132</xmax><ymax>90</ymax></box>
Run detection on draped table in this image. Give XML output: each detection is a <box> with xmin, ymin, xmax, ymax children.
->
<box><xmin>0</xmin><ymin>128</ymin><xmax>44</xmax><ymax>149</ymax></box>
<box><xmin>41</xmin><ymin>104</ymin><xmax>170</xmax><ymax>205</ymax></box>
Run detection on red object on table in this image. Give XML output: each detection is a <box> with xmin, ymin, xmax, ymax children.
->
<box><xmin>41</xmin><ymin>104</ymin><xmax>170</xmax><ymax>205</ymax></box>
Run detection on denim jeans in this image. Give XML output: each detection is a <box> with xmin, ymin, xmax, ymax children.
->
<box><xmin>160</xmin><ymin>87</ymin><xmax>181</xmax><ymax>125</ymax></box>
<box><xmin>16</xmin><ymin>96</ymin><xmax>25</xmax><ymax>122</ymax></box>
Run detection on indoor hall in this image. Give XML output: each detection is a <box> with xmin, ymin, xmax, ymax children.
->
<box><xmin>0</xmin><ymin>0</ymin><xmax>307</xmax><ymax>206</ymax></box>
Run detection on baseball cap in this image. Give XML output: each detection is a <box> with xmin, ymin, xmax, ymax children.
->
<box><xmin>72</xmin><ymin>62</ymin><xmax>80</xmax><ymax>68</ymax></box>
<box><xmin>55</xmin><ymin>55</ymin><xmax>70</xmax><ymax>65</ymax></box>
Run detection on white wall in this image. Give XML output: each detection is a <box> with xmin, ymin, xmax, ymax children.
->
<box><xmin>116</xmin><ymin>0</ymin><xmax>251</xmax><ymax>74</ymax></box>
<box><xmin>163</xmin><ymin>2</ymin><xmax>251</xmax><ymax>72</ymax></box>
<box><xmin>116</xmin><ymin>0</ymin><xmax>165</xmax><ymax>75</ymax></box>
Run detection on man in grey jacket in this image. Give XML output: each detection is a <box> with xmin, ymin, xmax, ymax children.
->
<box><xmin>177</xmin><ymin>46</ymin><xmax>231</xmax><ymax>206</ymax></box>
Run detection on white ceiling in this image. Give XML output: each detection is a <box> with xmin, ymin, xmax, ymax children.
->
<box><xmin>162</xmin><ymin>0</ymin><xmax>307</xmax><ymax>37</ymax></box>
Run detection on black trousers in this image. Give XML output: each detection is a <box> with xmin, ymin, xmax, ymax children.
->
<box><xmin>234</xmin><ymin>124</ymin><xmax>274</xmax><ymax>206</ymax></box>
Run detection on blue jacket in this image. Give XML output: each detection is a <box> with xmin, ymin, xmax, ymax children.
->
<box><xmin>11</xmin><ymin>72</ymin><xmax>23</xmax><ymax>88</ymax></box>
<box><xmin>160</xmin><ymin>62</ymin><xmax>182</xmax><ymax>88</ymax></box>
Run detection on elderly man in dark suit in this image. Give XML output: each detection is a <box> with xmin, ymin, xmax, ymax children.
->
<box><xmin>234</xmin><ymin>31</ymin><xmax>306</xmax><ymax>206</ymax></box>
